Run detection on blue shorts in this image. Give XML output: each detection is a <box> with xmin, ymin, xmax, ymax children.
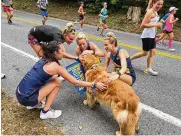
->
<box><xmin>40</xmin><ymin>9</ymin><xmax>48</xmax><ymax>17</ymax></box>
<box><xmin>16</xmin><ymin>87</ymin><xmax>39</xmax><ymax>107</ymax></box>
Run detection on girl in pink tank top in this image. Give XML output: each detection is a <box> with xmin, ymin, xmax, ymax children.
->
<box><xmin>156</xmin><ymin>7</ymin><xmax>179</xmax><ymax>51</ymax></box>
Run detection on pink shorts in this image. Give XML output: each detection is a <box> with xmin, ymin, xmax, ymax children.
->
<box><xmin>28</xmin><ymin>34</ymin><xmax>39</xmax><ymax>45</ymax></box>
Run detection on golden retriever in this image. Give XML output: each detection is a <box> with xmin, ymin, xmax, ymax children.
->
<box><xmin>80</xmin><ymin>54</ymin><xmax>141</xmax><ymax>135</ymax></box>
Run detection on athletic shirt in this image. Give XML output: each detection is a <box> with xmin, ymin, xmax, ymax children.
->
<box><xmin>100</xmin><ymin>8</ymin><xmax>107</xmax><ymax>21</ymax></box>
<box><xmin>39</xmin><ymin>0</ymin><xmax>48</xmax><ymax>10</ymax></box>
<box><xmin>110</xmin><ymin>47</ymin><xmax>135</xmax><ymax>75</ymax></box>
<box><xmin>17</xmin><ymin>59</ymin><xmax>53</xmax><ymax>97</ymax></box>
<box><xmin>80</xmin><ymin>41</ymin><xmax>91</xmax><ymax>53</ymax></box>
<box><xmin>141</xmin><ymin>11</ymin><xmax>159</xmax><ymax>38</ymax></box>
<box><xmin>164</xmin><ymin>15</ymin><xmax>173</xmax><ymax>31</ymax></box>
<box><xmin>29</xmin><ymin>25</ymin><xmax>64</xmax><ymax>43</ymax></box>
<box><xmin>2</xmin><ymin>0</ymin><xmax>10</xmax><ymax>6</ymax></box>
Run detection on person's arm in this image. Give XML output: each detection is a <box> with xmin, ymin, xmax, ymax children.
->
<box><xmin>56</xmin><ymin>64</ymin><xmax>107</xmax><ymax>91</ymax></box>
<box><xmin>78</xmin><ymin>6</ymin><xmax>83</xmax><ymax>14</ymax></box>
<box><xmin>104</xmin><ymin>53</ymin><xmax>111</xmax><ymax>71</ymax></box>
<box><xmin>36</xmin><ymin>0</ymin><xmax>40</xmax><ymax>8</ymax></box>
<box><xmin>90</xmin><ymin>42</ymin><xmax>105</xmax><ymax>57</ymax></box>
<box><xmin>117</xmin><ymin>49</ymin><xmax>128</xmax><ymax>75</ymax></box>
<box><xmin>140</xmin><ymin>9</ymin><xmax>162</xmax><ymax>28</ymax></box>
<box><xmin>61</xmin><ymin>44</ymin><xmax>77</xmax><ymax>60</ymax></box>
<box><xmin>169</xmin><ymin>15</ymin><xmax>179</xmax><ymax>24</ymax></box>
<box><xmin>99</xmin><ymin>9</ymin><xmax>104</xmax><ymax>17</ymax></box>
<box><xmin>81</xmin><ymin>42</ymin><xmax>105</xmax><ymax>57</ymax></box>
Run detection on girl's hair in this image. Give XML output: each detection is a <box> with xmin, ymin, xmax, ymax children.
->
<box><xmin>103</xmin><ymin>2</ymin><xmax>107</xmax><ymax>6</ymax></box>
<box><xmin>147</xmin><ymin>0</ymin><xmax>162</xmax><ymax>10</ymax></box>
<box><xmin>63</xmin><ymin>22</ymin><xmax>75</xmax><ymax>35</ymax></box>
<box><xmin>76</xmin><ymin>32</ymin><xmax>86</xmax><ymax>42</ymax></box>
<box><xmin>41</xmin><ymin>41</ymin><xmax>61</xmax><ymax>65</ymax></box>
<box><xmin>105</xmin><ymin>32</ymin><xmax>117</xmax><ymax>47</ymax></box>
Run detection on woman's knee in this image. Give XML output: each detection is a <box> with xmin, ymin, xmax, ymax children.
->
<box><xmin>149</xmin><ymin>49</ymin><xmax>156</xmax><ymax>57</ymax></box>
<box><xmin>52</xmin><ymin>77</ymin><xmax>61</xmax><ymax>87</ymax></box>
<box><xmin>142</xmin><ymin>51</ymin><xmax>148</xmax><ymax>56</ymax></box>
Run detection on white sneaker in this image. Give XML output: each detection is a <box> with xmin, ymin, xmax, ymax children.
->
<box><xmin>168</xmin><ymin>48</ymin><xmax>175</xmax><ymax>52</ymax></box>
<box><xmin>59</xmin><ymin>76</ymin><xmax>65</xmax><ymax>81</ymax></box>
<box><xmin>1</xmin><ymin>73</ymin><xmax>6</xmax><ymax>79</ymax></box>
<box><xmin>144</xmin><ymin>68</ymin><xmax>158</xmax><ymax>76</ymax></box>
<box><xmin>26</xmin><ymin>101</ymin><xmax>45</xmax><ymax>110</ymax></box>
<box><xmin>40</xmin><ymin>109</ymin><xmax>62</xmax><ymax>119</ymax></box>
<box><xmin>74</xmin><ymin>21</ymin><xmax>79</xmax><ymax>24</ymax></box>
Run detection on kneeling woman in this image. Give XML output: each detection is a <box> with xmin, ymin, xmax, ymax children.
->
<box><xmin>104</xmin><ymin>32</ymin><xmax>136</xmax><ymax>86</ymax></box>
<box><xmin>16</xmin><ymin>41</ymin><xmax>106</xmax><ymax>120</ymax></box>
<box><xmin>75</xmin><ymin>32</ymin><xmax>105</xmax><ymax>58</ymax></box>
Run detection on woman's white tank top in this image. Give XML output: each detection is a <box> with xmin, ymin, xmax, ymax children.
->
<box><xmin>141</xmin><ymin>12</ymin><xmax>159</xmax><ymax>38</ymax></box>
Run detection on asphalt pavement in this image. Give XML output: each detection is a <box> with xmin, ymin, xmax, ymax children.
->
<box><xmin>1</xmin><ymin>10</ymin><xmax>181</xmax><ymax>135</ymax></box>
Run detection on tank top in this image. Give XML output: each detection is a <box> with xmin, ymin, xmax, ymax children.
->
<box><xmin>164</xmin><ymin>15</ymin><xmax>173</xmax><ymax>32</ymax></box>
<box><xmin>17</xmin><ymin>59</ymin><xmax>52</xmax><ymax>97</ymax></box>
<box><xmin>141</xmin><ymin>11</ymin><xmax>159</xmax><ymax>38</ymax></box>
<box><xmin>40</xmin><ymin>0</ymin><xmax>48</xmax><ymax>10</ymax></box>
<box><xmin>110</xmin><ymin>47</ymin><xmax>135</xmax><ymax>75</ymax></box>
<box><xmin>100</xmin><ymin>8</ymin><xmax>107</xmax><ymax>21</ymax></box>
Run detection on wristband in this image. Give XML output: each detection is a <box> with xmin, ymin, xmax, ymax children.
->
<box><xmin>91</xmin><ymin>82</ymin><xmax>97</xmax><ymax>93</ymax></box>
<box><xmin>75</xmin><ymin>56</ymin><xmax>80</xmax><ymax>62</ymax></box>
<box><xmin>117</xmin><ymin>72</ymin><xmax>122</xmax><ymax>78</ymax></box>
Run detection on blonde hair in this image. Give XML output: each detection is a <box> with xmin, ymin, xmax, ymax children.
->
<box><xmin>76</xmin><ymin>32</ymin><xmax>87</xmax><ymax>42</ymax></box>
<box><xmin>147</xmin><ymin>0</ymin><xmax>163</xmax><ymax>10</ymax></box>
<box><xmin>63</xmin><ymin>22</ymin><xmax>75</xmax><ymax>35</ymax></box>
<box><xmin>105</xmin><ymin>32</ymin><xmax>117</xmax><ymax>47</ymax></box>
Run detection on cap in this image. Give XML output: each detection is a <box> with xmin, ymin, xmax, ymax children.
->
<box><xmin>169</xmin><ymin>7</ymin><xmax>178</xmax><ymax>12</ymax></box>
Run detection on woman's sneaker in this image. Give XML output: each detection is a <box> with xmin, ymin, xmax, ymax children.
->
<box><xmin>26</xmin><ymin>101</ymin><xmax>45</xmax><ymax>110</ymax></box>
<box><xmin>40</xmin><ymin>109</ymin><xmax>62</xmax><ymax>119</ymax></box>
<box><xmin>168</xmin><ymin>48</ymin><xmax>175</xmax><ymax>52</ymax></box>
<box><xmin>144</xmin><ymin>68</ymin><xmax>158</xmax><ymax>76</ymax></box>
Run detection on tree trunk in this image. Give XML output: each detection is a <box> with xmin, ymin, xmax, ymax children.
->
<box><xmin>132</xmin><ymin>7</ymin><xmax>141</xmax><ymax>23</ymax></box>
<box><xmin>127</xmin><ymin>6</ymin><xmax>133</xmax><ymax>20</ymax></box>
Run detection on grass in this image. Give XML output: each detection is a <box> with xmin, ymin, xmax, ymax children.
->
<box><xmin>1</xmin><ymin>88</ymin><xmax>63</xmax><ymax>135</ymax></box>
<box><xmin>13</xmin><ymin>0</ymin><xmax>181</xmax><ymax>42</ymax></box>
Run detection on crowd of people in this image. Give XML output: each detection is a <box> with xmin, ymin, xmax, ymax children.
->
<box><xmin>1</xmin><ymin>0</ymin><xmax>179</xmax><ymax>120</ymax></box>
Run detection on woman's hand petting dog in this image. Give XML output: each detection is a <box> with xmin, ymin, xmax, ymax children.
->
<box><xmin>96</xmin><ymin>82</ymin><xmax>107</xmax><ymax>91</ymax></box>
<box><xmin>82</xmin><ymin>50</ymin><xmax>94</xmax><ymax>56</ymax></box>
<box><xmin>107</xmin><ymin>72</ymin><xmax>119</xmax><ymax>83</ymax></box>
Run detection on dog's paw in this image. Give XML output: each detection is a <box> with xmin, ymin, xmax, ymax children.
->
<box><xmin>116</xmin><ymin>131</ymin><xmax>121</xmax><ymax>136</ymax></box>
<box><xmin>83</xmin><ymin>100</ymin><xmax>88</xmax><ymax>105</ymax></box>
<box><xmin>135</xmin><ymin>127</ymin><xmax>140</xmax><ymax>134</ymax></box>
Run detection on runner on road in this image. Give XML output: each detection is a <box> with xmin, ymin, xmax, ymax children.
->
<box><xmin>131</xmin><ymin>0</ymin><xmax>163</xmax><ymax>76</ymax></box>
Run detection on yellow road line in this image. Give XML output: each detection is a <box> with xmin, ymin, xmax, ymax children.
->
<box><xmin>2</xmin><ymin>14</ymin><xmax>181</xmax><ymax>60</ymax></box>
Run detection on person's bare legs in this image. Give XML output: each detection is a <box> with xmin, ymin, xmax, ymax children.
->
<box><xmin>130</xmin><ymin>51</ymin><xmax>148</xmax><ymax>60</ymax></box>
<box><xmin>42</xmin><ymin>16</ymin><xmax>47</xmax><ymax>25</ymax></box>
<box><xmin>119</xmin><ymin>74</ymin><xmax>133</xmax><ymax>86</ymax></box>
<box><xmin>38</xmin><ymin>77</ymin><xmax>61</xmax><ymax>111</ymax></box>
<box><xmin>147</xmin><ymin>49</ymin><xmax>156</xmax><ymax>68</ymax></box>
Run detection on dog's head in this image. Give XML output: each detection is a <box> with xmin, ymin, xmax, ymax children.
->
<box><xmin>79</xmin><ymin>54</ymin><xmax>100</xmax><ymax>71</ymax></box>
